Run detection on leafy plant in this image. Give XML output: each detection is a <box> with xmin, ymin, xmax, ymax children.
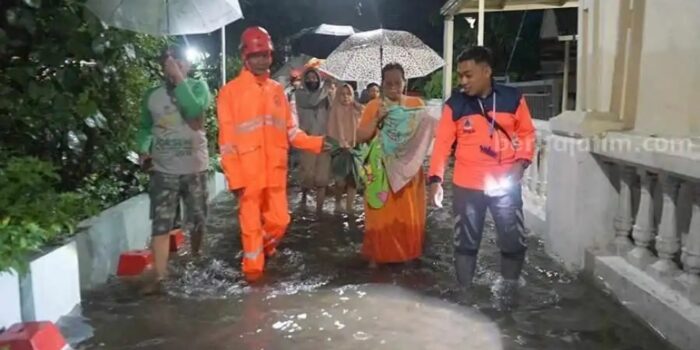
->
<box><xmin>0</xmin><ymin>0</ymin><xmax>169</xmax><ymax>273</ymax></box>
<box><xmin>414</xmin><ymin>69</ymin><xmax>459</xmax><ymax>100</ymax></box>
<box><xmin>0</xmin><ymin>0</ymin><xmax>168</xmax><ymax>192</ymax></box>
<box><xmin>0</xmin><ymin>219</ymin><xmax>49</xmax><ymax>274</ymax></box>
<box><xmin>0</xmin><ymin>157</ymin><xmax>99</xmax><ymax>273</ymax></box>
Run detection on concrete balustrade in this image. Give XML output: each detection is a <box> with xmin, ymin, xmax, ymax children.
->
<box><xmin>528</xmin><ymin>121</ymin><xmax>700</xmax><ymax>350</ymax></box>
<box><xmin>594</xmin><ymin>158</ymin><xmax>700</xmax><ymax>304</ymax></box>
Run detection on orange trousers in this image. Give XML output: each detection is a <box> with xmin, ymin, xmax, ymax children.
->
<box><xmin>238</xmin><ymin>187</ymin><xmax>290</xmax><ymax>281</ymax></box>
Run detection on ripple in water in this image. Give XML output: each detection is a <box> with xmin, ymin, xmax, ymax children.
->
<box><xmin>264</xmin><ymin>275</ymin><xmax>332</xmax><ymax>299</ymax></box>
<box><xmin>134</xmin><ymin>338</ymin><xmax>166</xmax><ymax>347</ymax></box>
<box><xmin>167</xmin><ymin>258</ymin><xmax>245</xmax><ymax>299</ymax></box>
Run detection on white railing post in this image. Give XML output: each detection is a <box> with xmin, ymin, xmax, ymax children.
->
<box><xmin>627</xmin><ymin>170</ymin><xmax>657</xmax><ymax>268</ymax></box>
<box><xmin>523</xmin><ymin>160</ymin><xmax>534</xmax><ymax>192</ymax></box>
<box><xmin>648</xmin><ymin>174</ymin><xmax>682</xmax><ymax>283</ymax></box>
<box><xmin>528</xmin><ymin>149</ymin><xmax>540</xmax><ymax>194</ymax></box>
<box><xmin>613</xmin><ymin>164</ymin><xmax>636</xmax><ymax>254</ymax></box>
<box><xmin>673</xmin><ymin>184</ymin><xmax>700</xmax><ymax>303</ymax></box>
<box><xmin>543</xmin><ymin>140</ymin><xmax>549</xmax><ymax>198</ymax></box>
<box><xmin>536</xmin><ymin>139</ymin><xmax>548</xmax><ymax>198</ymax></box>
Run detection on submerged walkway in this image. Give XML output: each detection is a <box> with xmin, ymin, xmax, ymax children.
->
<box><xmin>77</xmin><ymin>183</ymin><xmax>674</xmax><ymax>349</ymax></box>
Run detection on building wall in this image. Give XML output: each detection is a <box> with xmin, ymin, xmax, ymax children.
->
<box><xmin>579</xmin><ymin>0</ymin><xmax>700</xmax><ymax>137</ymax></box>
<box><xmin>540</xmin><ymin>3</ymin><xmax>700</xmax><ymax>349</ymax></box>
<box><xmin>632</xmin><ymin>0</ymin><xmax>700</xmax><ymax>137</ymax></box>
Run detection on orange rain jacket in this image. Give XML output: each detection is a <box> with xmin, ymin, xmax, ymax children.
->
<box><xmin>428</xmin><ymin>85</ymin><xmax>536</xmax><ymax>190</ymax></box>
<box><xmin>218</xmin><ymin>69</ymin><xmax>324</xmax><ymax>190</ymax></box>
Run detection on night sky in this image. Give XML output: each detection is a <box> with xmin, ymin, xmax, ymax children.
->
<box><xmin>183</xmin><ymin>0</ymin><xmax>576</xmax><ymax>80</ymax></box>
<box><xmin>186</xmin><ymin>0</ymin><xmax>447</xmax><ymax>61</ymax></box>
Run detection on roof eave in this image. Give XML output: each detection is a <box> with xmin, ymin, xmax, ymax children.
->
<box><xmin>441</xmin><ymin>0</ymin><xmax>578</xmax><ymax>16</ymax></box>
<box><xmin>440</xmin><ymin>0</ymin><xmax>467</xmax><ymax>16</ymax></box>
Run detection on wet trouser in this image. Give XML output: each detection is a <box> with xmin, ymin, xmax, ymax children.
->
<box><xmin>238</xmin><ymin>186</ymin><xmax>290</xmax><ymax>281</ymax></box>
<box><xmin>452</xmin><ymin>185</ymin><xmax>527</xmax><ymax>285</ymax></box>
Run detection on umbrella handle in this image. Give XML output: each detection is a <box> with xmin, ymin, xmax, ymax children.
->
<box><xmin>380</xmin><ymin>45</ymin><xmax>383</xmax><ymax>70</ymax></box>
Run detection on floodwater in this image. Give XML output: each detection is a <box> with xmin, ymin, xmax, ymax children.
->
<box><xmin>76</xmin><ymin>178</ymin><xmax>676</xmax><ymax>350</ymax></box>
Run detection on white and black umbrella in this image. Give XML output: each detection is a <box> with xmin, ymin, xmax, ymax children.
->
<box><xmin>85</xmin><ymin>0</ymin><xmax>244</xmax><ymax>85</ymax></box>
<box><xmin>85</xmin><ymin>0</ymin><xmax>243</xmax><ymax>36</ymax></box>
<box><xmin>290</xmin><ymin>24</ymin><xmax>358</xmax><ymax>59</ymax></box>
<box><xmin>320</xmin><ymin>29</ymin><xmax>444</xmax><ymax>83</ymax></box>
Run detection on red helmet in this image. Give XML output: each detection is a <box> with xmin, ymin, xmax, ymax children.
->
<box><xmin>240</xmin><ymin>26</ymin><xmax>273</xmax><ymax>57</ymax></box>
<box><xmin>290</xmin><ymin>69</ymin><xmax>302</xmax><ymax>80</ymax></box>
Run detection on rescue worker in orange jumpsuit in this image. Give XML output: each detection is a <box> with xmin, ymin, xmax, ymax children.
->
<box><xmin>217</xmin><ymin>26</ymin><xmax>337</xmax><ymax>282</ymax></box>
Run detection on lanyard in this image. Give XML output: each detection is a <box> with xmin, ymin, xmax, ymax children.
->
<box><xmin>477</xmin><ymin>92</ymin><xmax>496</xmax><ymax>138</ymax></box>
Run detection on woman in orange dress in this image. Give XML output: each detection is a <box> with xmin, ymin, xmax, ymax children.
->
<box><xmin>356</xmin><ymin>63</ymin><xmax>426</xmax><ymax>266</ymax></box>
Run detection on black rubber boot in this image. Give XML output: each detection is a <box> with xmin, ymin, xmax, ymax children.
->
<box><xmin>501</xmin><ymin>251</ymin><xmax>525</xmax><ymax>282</ymax></box>
<box><xmin>454</xmin><ymin>252</ymin><xmax>478</xmax><ymax>288</ymax></box>
<box><xmin>494</xmin><ymin>252</ymin><xmax>525</xmax><ymax>310</ymax></box>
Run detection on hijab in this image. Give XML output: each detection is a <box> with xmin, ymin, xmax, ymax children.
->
<box><xmin>295</xmin><ymin>68</ymin><xmax>328</xmax><ymax>109</ymax></box>
<box><xmin>327</xmin><ymin>83</ymin><xmax>363</xmax><ymax>148</ymax></box>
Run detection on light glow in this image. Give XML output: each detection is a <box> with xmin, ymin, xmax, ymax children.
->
<box><xmin>484</xmin><ymin>176</ymin><xmax>513</xmax><ymax>197</ymax></box>
<box><xmin>186</xmin><ymin>47</ymin><xmax>204</xmax><ymax>63</ymax></box>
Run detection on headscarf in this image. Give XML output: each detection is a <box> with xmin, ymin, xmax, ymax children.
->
<box><xmin>295</xmin><ymin>68</ymin><xmax>328</xmax><ymax>109</ymax></box>
<box><xmin>327</xmin><ymin>83</ymin><xmax>363</xmax><ymax>148</ymax></box>
<box><xmin>294</xmin><ymin>68</ymin><xmax>330</xmax><ymax>135</ymax></box>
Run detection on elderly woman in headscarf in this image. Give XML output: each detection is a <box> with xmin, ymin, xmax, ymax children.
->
<box><xmin>327</xmin><ymin>82</ymin><xmax>363</xmax><ymax>214</ymax></box>
<box><xmin>295</xmin><ymin>68</ymin><xmax>332</xmax><ymax>213</ymax></box>
<box><xmin>355</xmin><ymin>63</ymin><xmax>436</xmax><ymax>268</ymax></box>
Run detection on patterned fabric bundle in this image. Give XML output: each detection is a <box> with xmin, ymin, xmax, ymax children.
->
<box><xmin>357</xmin><ymin>105</ymin><xmax>437</xmax><ymax>209</ymax></box>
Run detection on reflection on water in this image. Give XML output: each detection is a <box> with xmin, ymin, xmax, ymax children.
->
<box><xmin>77</xmin><ymin>182</ymin><xmax>675</xmax><ymax>350</ymax></box>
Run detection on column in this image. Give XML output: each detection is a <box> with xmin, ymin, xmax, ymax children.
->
<box><xmin>221</xmin><ymin>25</ymin><xmax>226</xmax><ymax>87</ymax></box>
<box><xmin>562</xmin><ymin>39</ymin><xmax>571</xmax><ymax>111</ymax></box>
<box><xmin>442</xmin><ymin>16</ymin><xmax>454</xmax><ymax>100</ymax></box>
<box><xmin>477</xmin><ymin>0</ymin><xmax>485</xmax><ymax>46</ymax></box>
<box><xmin>576</xmin><ymin>0</ymin><xmax>589</xmax><ymax>111</ymax></box>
